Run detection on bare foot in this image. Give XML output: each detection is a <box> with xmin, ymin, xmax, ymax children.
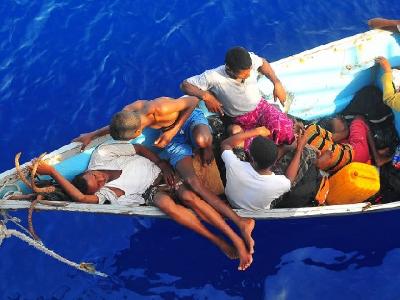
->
<box><xmin>199</xmin><ymin>146</ymin><xmax>214</xmax><ymax>166</ymax></box>
<box><xmin>239</xmin><ymin>218</ymin><xmax>255</xmax><ymax>254</ymax></box>
<box><xmin>236</xmin><ymin>241</ymin><xmax>253</xmax><ymax>271</ymax></box>
<box><xmin>218</xmin><ymin>240</ymin><xmax>239</xmax><ymax>260</ymax></box>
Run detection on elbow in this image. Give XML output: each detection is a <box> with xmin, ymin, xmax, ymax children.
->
<box><xmin>180</xmin><ymin>81</ymin><xmax>188</xmax><ymax>93</ymax></box>
<box><xmin>188</xmin><ymin>96</ymin><xmax>199</xmax><ymax>107</ymax></box>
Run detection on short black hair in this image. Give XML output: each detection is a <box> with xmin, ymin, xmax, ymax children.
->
<box><xmin>318</xmin><ymin>115</ymin><xmax>345</xmax><ymax>133</ymax></box>
<box><xmin>249</xmin><ymin>136</ymin><xmax>278</xmax><ymax>169</ymax></box>
<box><xmin>110</xmin><ymin>111</ymin><xmax>141</xmax><ymax>140</ymax></box>
<box><xmin>225</xmin><ymin>47</ymin><xmax>252</xmax><ymax>73</ymax></box>
<box><xmin>318</xmin><ymin>118</ymin><xmax>334</xmax><ymax>132</ymax></box>
<box><xmin>72</xmin><ymin>173</ymin><xmax>89</xmax><ymax>194</ymax></box>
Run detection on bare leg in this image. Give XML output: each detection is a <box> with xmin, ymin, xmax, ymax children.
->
<box><xmin>176</xmin><ymin>157</ymin><xmax>255</xmax><ymax>254</ymax></box>
<box><xmin>177</xmin><ymin>187</ymin><xmax>253</xmax><ymax>271</ymax></box>
<box><xmin>192</xmin><ymin>124</ymin><xmax>214</xmax><ymax>165</ymax></box>
<box><xmin>153</xmin><ymin>192</ymin><xmax>238</xmax><ymax>261</ymax></box>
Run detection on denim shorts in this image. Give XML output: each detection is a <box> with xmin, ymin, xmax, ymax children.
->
<box><xmin>159</xmin><ymin>108</ymin><xmax>210</xmax><ymax>168</ymax></box>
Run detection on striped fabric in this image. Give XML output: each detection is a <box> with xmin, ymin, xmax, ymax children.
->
<box><xmin>305</xmin><ymin>124</ymin><xmax>353</xmax><ymax>172</ymax></box>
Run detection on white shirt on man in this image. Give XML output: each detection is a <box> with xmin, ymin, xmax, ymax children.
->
<box><xmin>89</xmin><ymin>142</ymin><xmax>161</xmax><ymax>205</ymax></box>
<box><xmin>221</xmin><ymin>149</ymin><xmax>291</xmax><ymax>211</ymax></box>
<box><xmin>185</xmin><ymin>53</ymin><xmax>264</xmax><ymax>117</ymax></box>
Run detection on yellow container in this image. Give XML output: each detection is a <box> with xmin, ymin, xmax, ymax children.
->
<box><xmin>326</xmin><ymin>162</ymin><xmax>380</xmax><ymax>205</ymax></box>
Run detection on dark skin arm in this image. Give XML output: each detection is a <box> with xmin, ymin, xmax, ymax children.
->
<box><xmin>180</xmin><ymin>81</ymin><xmax>224</xmax><ymax>116</ymax></box>
<box><xmin>73</xmin><ymin>125</ymin><xmax>110</xmax><ymax>151</ymax></box>
<box><xmin>143</xmin><ymin>96</ymin><xmax>199</xmax><ymax>148</ymax></box>
<box><xmin>73</xmin><ymin>96</ymin><xmax>199</xmax><ymax>150</ymax></box>
<box><xmin>368</xmin><ymin>18</ymin><xmax>400</xmax><ymax>32</ymax></box>
<box><xmin>221</xmin><ymin>127</ymin><xmax>271</xmax><ymax>151</ymax></box>
<box><xmin>258</xmin><ymin>59</ymin><xmax>286</xmax><ymax>105</ymax></box>
<box><xmin>133</xmin><ymin>144</ymin><xmax>175</xmax><ymax>186</ymax></box>
<box><xmin>285</xmin><ymin>133</ymin><xmax>307</xmax><ymax>184</ymax></box>
<box><xmin>34</xmin><ymin>161</ymin><xmax>99</xmax><ymax>203</ymax></box>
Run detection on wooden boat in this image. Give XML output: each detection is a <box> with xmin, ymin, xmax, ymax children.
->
<box><xmin>1</xmin><ymin>29</ymin><xmax>400</xmax><ymax>220</ymax></box>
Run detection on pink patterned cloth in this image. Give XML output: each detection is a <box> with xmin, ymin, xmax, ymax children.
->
<box><xmin>234</xmin><ymin>99</ymin><xmax>295</xmax><ymax>150</ymax></box>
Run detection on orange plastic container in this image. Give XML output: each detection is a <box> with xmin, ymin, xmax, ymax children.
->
<box><xmin>326</xmin><ymin>162</ymin><xmax>380</xmax><ymax>205</ymax></box>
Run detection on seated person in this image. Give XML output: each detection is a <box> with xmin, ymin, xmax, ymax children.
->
<box><xmin>35</xmin><ymin>141</ymin><xmax>253</xmax><ymax>271</ymax></box>
<box><xmin>180</xmin><ymin>46</ymin><xmax>295</xmax><ymax>148</ymax></box>
<box><xmin>368</xmin><ymin>18</ymin><xmax>400</xmax><ymax>32</ymax></box>
<box><xmin>307</xmin><ymin>115</ymin><xmax>390</xmax><ymax>173</ymax></box>
<box><xmin>224</xmin><ymin>125</ymin><xmax>324</xmax><ymax>208</ymax></box>
<box><xmin>375</xmin><ymin>56</ymin><xmax>400</xmax><ymax>111</ymax></box>
<box><xmin>220</xmin><ymin>126</ymin><xmax>307</xmax><ymax>211</ymax></box>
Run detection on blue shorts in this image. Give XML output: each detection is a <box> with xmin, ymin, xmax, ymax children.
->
<box><xmin>159</xmin><ymin>109</ymin><xmax>210</xmax><ymax>168</ymax></box>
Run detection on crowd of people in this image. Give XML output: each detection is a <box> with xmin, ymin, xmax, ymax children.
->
<box><xmin>33</xmin><ymin>18</ymin><xmax>400</xmax><ymax>271</ymax></box>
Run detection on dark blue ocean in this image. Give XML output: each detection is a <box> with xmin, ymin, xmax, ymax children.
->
<box><xmin>1</xmin><ymin>1</ymin><xmax>400</xmax><ymax>299</ymax></box>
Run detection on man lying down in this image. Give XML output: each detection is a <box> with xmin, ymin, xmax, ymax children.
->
<box><xmin>35</xmin><ymin>139</ymin><xmax>253</xmax><ymax>271</ymax></box>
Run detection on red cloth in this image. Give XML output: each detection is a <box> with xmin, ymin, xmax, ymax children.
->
<box><xmin>346</xmin><ymin>119</ymin><xmax>371</xmax><ymax>163</ymax></box>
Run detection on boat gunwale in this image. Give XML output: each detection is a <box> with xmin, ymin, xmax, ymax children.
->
<box><xmin>0</xmin><ymin>199</ymin><xmax>399</xmax><ymax>219</ymax></box>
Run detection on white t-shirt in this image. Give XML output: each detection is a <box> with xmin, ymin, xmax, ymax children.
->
<box><xmin>186</xmin><ymin>52</ymin><xmax>264</xmax><ymax>117</ymax></box>
<box><xmin>89</xmin><ymin>142</ymin><xmax>161</xmax><ymax>206</ymax></box>
<box><xmin>222</xmin><ymin>150</ymin><xmax>291</xmax><ymax>211</ymax></box>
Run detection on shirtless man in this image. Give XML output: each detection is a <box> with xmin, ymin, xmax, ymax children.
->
<box><xmin>73</xmin><ymin>96</ymin><xmax>255</xmax><ymax>259</ymax></box>
<box><xmin>34</xmin><ymin>142</ymin><xmax>252</xmax><ymax>270</ymax></box>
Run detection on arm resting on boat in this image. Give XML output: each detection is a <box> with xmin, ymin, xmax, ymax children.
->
<box><xmin>73</xmin><ymin>126</ymin><xmax>110</xmax><ymax>151</ymax></box>
<box><xmin>368</xmin><ymin>18</ymin><xmax>400</xmax><ymax>32</ymax></box>
<box><xmin>221</xmin><ymin>127</ymin><xmax>270</xmax><ymax>150</ymax></box>
<box><xmin>35</xmin><ymin>162</ymin><xmax>99</xmax><ymax>203</ymax></box>
<box><xmin>259</xmin><ymin>59</ymin><xmax>286</xmax><ymax>105</ymax></box>
<box><xmin>180</xmin><ymin>80</ymin><xmax>224</xmax><ymax>115</ymax></box>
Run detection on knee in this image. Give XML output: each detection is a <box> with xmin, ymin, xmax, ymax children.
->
<box><xmin>227</xmin><ymin>124</ymin><xmax>243</xmax><ymax>136</ymax></box>
<box><xmin>153</xmin><ymin>193</ymin><xmax>175</xmax><ymax>212</ymax></box>
<box><xmin>184</xmin><ymin>176</ymin><xmax>203</xmax><ymax>194</ymax></box>
<box><xmin>194</xmin><ymin>133</ymin><xmax>212</xmax><ymax>149</ymax></box>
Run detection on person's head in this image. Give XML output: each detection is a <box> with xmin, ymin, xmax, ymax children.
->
<box><xmin>225</xmin><ymin>47</ymin><xmax>252</xmax><ymax>81</ymax></box>
<box><xmin>315</xmin><ymin>149</ymin><xmax>334</xmax><ymax>171</ymax></box>
<box><xmin>249</xmin><ymin>136</ymin><xmax>278</xmax><ymax>170</ymax></box>
<box><xmin>110</xmin><ymin>111</ymin><xmax>141</xmax><ymax>140</ymax></box>
<box><xmin>318</xmin><ymin>116</ymin><xmax>346</xmax><ymax>133</ymax></box>
<box><xmin>72</xmin><ymin>170</ymin><xmax>108</xmax><ymax>195</ymax></box>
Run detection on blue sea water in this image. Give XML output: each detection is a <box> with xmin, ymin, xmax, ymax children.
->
<box><xmin>1</xmin><ymin>0</ymin><xmax>400</xmax><ymax>299</ymax></box>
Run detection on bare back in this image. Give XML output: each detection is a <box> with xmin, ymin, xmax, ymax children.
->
<box><xmin>124</xmin><ymin>97</ymin><xmax>181</xmax><ymax>130</ymax></box>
